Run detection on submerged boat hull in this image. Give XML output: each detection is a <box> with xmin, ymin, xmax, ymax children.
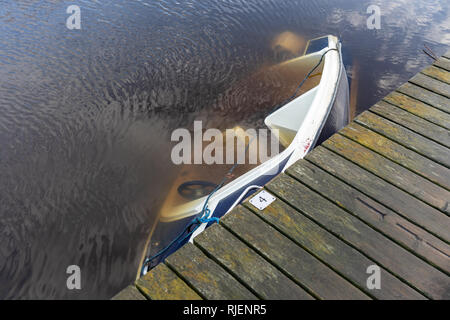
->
<box><xmin>143</xmin><ymin>35</ymin><xmax>349</xmax><ymax>272</ymax></box>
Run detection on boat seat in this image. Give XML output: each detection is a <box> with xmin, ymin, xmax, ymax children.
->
<box><xmin>264</xmin><ymin>86</ymin><xmax>318</xmax><ymax>147</ymax></box>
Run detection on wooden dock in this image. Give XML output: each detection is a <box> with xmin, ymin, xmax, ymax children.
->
<box><xmin>113</xmin><ymin>52</ymin><xmax>450</xmax><ymax>300</ymax></box>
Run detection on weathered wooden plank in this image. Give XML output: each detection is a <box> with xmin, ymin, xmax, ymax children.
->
<box><xmin>166</xmin><ymin>243</ymin><xmax>257</xmax><ymax>300</ymax></box>
<box><xmin>112</xmin><ymin>285</ymin><xmax>147</xmax><ymax>300</ymax></box>
<box><xmin>383</xmin><ymin>91</ymin><xmax>450</xmax><ymax>129</ymax></box>
<box><xmin>339</xmin><ymin>123</ymin><xmax>450</xmax><ymax>190</ymax></box>
<box><xmin>287</xmin><ymin>159</ymin><xmax>450</xmax><ymax>274</ymax></box>
<box><xmin>423</xmin><ymin>62</ymin><xmax>450</xmax><ymax>80</ymax></box>
<box><xmin>444</xmin><ymin>51</ymin><xmax>450</xmax><ymax>60</ymax></box>
<box><xmin>355</xmin><ymin>111</ymin><xmax>450</xmax><ymax>167</ymax></box>
<box><xmin>421</xmin><ymin>65</ymin><xmax>450</xmax><ymax>84</ymax></box>
<box><xmin>306</xmin><ymin>146</ymin><xmax>450</xmax><ymax>243</ymax></box>
<box><xmin>265</xmin><ymin>174</ymin><xmax>450</xmax><ymax>299</ymax></box>
<box><xmin>221</xmin><ymin>206</ymin><xmax>371</xmax><ymax>300</ymax></box>
<box><xmin>409</xmin><ymin>73</ymin><xmax>450</xmax><ymax>98</ymax></box>
<box><xmin>194</xmin><ymin>224</ymin><xmax>313</xmax><ymax>300</ymax></box>
<box><xmin>396</xmin><ymin>82</ymin><xmax>450</xmax><ymax>114</ymax></box>
<box><xmin>434</xmin><ymin>57</ymin><xmax>450</xmax><ymax>72</ymax></box>
<box><xmin>136</xmin><ymin>263</ymin><xmax>202</xmax><ymax>300</ymax></box>
<box><xmin>243</xmin><ymin>193</ymin><xmax>426</xmax><ymax>300</ymax></box>
<box><xmin>323</xmin><ymin>134</ymin><xmax>450</xmax><ymax>214</ymax></box>
<box><xmin>370</xmin><ymin>101</ymin><xmax>450</xmax><ymax>148</ymax></box>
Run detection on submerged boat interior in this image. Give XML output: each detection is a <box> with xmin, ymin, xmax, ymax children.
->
<box><xmin>140</xmin><ymin>35</ymin><xmax>349</xmax><ymax>274</ymax></box>
<box><xmin>158</xmin><ymin>42</ymin><xmax>326</xmax><ymax>222</ymax></box>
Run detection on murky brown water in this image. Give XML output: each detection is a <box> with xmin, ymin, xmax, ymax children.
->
<box><xmin>0</xmin><ymin>0</ymin><xmax>448</xmax><ymax>299</ymax></box>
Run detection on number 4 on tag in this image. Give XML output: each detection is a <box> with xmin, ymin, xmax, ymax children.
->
<box><xmin>249</xmin><ymin>190</ymin><xmax>276</xmax><ymax>210</ymax></box>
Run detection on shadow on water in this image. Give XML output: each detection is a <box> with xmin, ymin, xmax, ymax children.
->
<box><xmin>0</xmin><ymin>0</ymin><xmax>448</xmax><ymax>298</ymax></box>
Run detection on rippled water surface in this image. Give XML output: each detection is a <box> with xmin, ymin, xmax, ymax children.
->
<box><xmin>0</xmin><ymin>0</ymin><xmax>448</xmax><ymax>299</ymax></box>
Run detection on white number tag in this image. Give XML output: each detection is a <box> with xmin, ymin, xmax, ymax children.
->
<box><xmin>249</xmin><ymin>190</ymin><xmax>276</xmax><ymax>210</ymax></box>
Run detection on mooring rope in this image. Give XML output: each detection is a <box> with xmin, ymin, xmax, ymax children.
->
<box><xmin>269</xmin><ymin>47</ymin><xmax>338</xmax><ymax>115</ymax></box>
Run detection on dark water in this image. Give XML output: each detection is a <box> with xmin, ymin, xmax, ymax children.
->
<box><xmin>0</xmin><ymin>0</ymin><xmax>448</xmax><ymax>299</ymax></box>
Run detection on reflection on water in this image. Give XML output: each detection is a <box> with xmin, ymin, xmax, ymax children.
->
<box><xmin>0</xmin><ymin>0</ymin><xmax>448</xmax><ymax>299</ymax></box>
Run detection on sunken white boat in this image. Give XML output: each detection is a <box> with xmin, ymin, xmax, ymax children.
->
<box><xmin>141</xmin><ymin>35</ymin><xmax>349</xmax><ymax>274</ymax></box>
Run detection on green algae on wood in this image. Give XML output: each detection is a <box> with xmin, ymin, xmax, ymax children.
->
<box><xmin>383</xmin><ymin>91</ymin><xmax>450</xmax><ymax>129</ymax></box>
<box><xmin>112</xmin><ymin>285</ymin><xmax>146</xmax><ymax>300</ymax></box>
<box><xmin>323</xmin><ymin>134</ymin><xmax>450</xmax><ymax>214</ymax></box>
<box><xmin>136</xmin><ymin>263</ymin><xmax>201</xmax><ymax>300</ymax></box>
<box><xmin>221</xmin><ymin>206</ymin><xmax>371</xmax><ymax>300</ymax></box>
<box><xmin>286</xmin><ymin>159</ymin><xmax>450</xmax><ymax>274</ymax></box>
<box><xmin>354</xmin><ymin>111</ymin><xmax>450</xmax><ymax>167</ymax></box>
<box><xmin>265</xmin><ymin>174</ymin><xmax>450</xmax><ymax>299</ymax></box>
<box><xmin>194</xmin><ymin>224</ymin><xmax>314</xmax><ymax>300</ymax></box>
<box><xmin>243</xmin><ymin>188</ymin><xmax>426</xmax><ymax>300</ymax></box>
<box><xmin>166</xmin><ymin>243</ymin><xmax>257</xmax><ymax>300</ymax></box>
<box><xmin>421</xmin><ymin>65</ymin><xmax>450</xmax><ymax>84</ymax></box>
<box><xmin>306</xmin><ymin>146</ymin><xmax>450</xmax><ymax>243</ymax></box>
<box><xmin>370</xmin><ymin>101</ymin><xmax>450</xmax><ymax>148</ymax></box>
<box><xmin>409</xmin><ymin>73</ymin><xmax>450</xmax><ymax>98</ymax></box>
<box><xmin>339</xmin><ymin>122</ymin><xmax>450</xmax><ymax>190</ymax></box>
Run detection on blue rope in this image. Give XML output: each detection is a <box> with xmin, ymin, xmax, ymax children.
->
<box><xmin>140</xmin><ymin>183</ymin><xmax>222</xmax><ymax>276</ymax></box>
